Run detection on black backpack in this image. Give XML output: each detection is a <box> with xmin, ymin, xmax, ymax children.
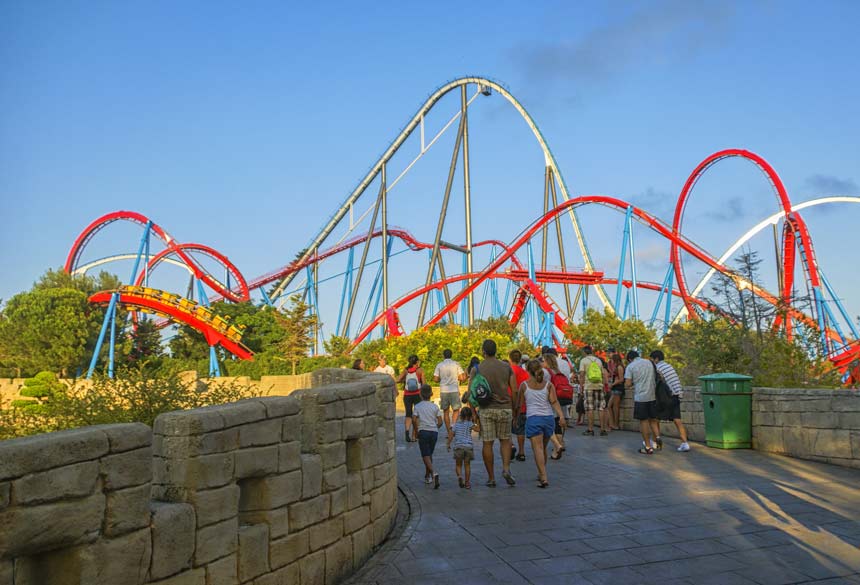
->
<box><xmin>652</xmin><ymin>363</ymin><xmax>674</xmax><ymax>421</ymax></box>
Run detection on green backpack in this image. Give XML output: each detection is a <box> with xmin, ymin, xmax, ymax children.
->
<box><xmin>468</xmin><ymin>365</ymin><xmax>494</xmax><ymax>407</ymax></box>
<box><xmin>586</xmin><ymin>359</ymin><xmax>603</xmax><ymax>384</ymax></box>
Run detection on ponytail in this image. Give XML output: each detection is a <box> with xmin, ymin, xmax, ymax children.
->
<box><xmin>526</xmin><ymin>359</ymin><xmax>544</xmax><ymax>384</ymax></box>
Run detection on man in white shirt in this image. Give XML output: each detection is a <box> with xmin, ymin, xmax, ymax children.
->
<box><xmin>651</xmin><ymin>350</ymin><xmax>690</xmax><ymax>452</ymax></box>
<box><xmin>433</xmin><ymin>348</ymin><xmax>466</xmax><ymax>444</ymax></box>
<box><xmin>373</xmin><ymin>355</ymin><xmax>395</xmax><ymax>378</ymax></box>
<box><xmin>624</xmin><ymin>350</ymin><xmax>660</xmax><ymax>454</ymax></box>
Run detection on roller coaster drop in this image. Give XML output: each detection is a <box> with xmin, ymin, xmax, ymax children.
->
<box><xmin>65</xmin><ymin>77</ymin><xmax>860</xmax><ymax>380</ymax></box>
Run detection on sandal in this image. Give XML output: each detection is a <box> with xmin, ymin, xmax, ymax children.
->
<box><xmin>502</xmin><ymin>470</ymin><xmax>516</xmax><ymax>486</ymax></box>
<box><xmin>550</xmin><ymin>451</ymin><xmax>563</xmax><ymax>461</ymax></box>
<box><xmin>458</xmin><ymin>477</ymin><xmax>465</xmax><ymax>488</ymax></box>
<box><xmin>638</xmin><ymin>447</ymin><xmax>654</xmax><ymax>455</ymax></box>
<box><xmin>538</xmin><ymin>479</ymin><xmax>549</xmax><ymax>488</ymax></box>
<box><xmin>515</xmin><ymin>454</ymin><xmax>526</xmax><ymax>462</ymax></box>
<box><xmin>486</xmin><ymin>480</ymin><xmax>496</xmax><ymax>488</ymax></box>
<box><xmin>465</xmin><ymin>481</ymin><xmax>471</xmax><ymax>490</ymax></box>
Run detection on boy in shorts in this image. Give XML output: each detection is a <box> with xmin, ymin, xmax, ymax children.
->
<box><xmin>412</xmin><ymin>384</ymin><xmax>443</xmax><ymax>487</ymax></box>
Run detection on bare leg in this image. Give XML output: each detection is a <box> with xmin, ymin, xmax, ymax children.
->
<box><xmin>640</xmin><ymin>419</ymin><xmax>652</xmax><ymax>449</ymax></box>
<box><xmin>422</xmin><ymin>455</ymin><xmax>434</xmax><ymax>476</ymax></box>
<box><xmin>649</xmin><ymin>419</ymin><xmax>661</xmax><ymax>443</ymax></box>
<box><xmin>674</xmin><ymin>418</ymin><xmax>688</xmax><ymax>443</ymax></box>
<box><xmin>543</xmin><ymin>436</ymin><xmax>550</xmax><ymax>464</ymax></box>
<box><xmin>531</xmin><ymin>436</ymin><xmax>547</xmax><ymax>481</ymax></box>
<box><xmin>550</xmin><ymin>433</ymin><xmax>563</xmax><ymax>454</ymax></box>
<box><xmin>456</xmin><ymin>459</ymin><xmax>462</xmax><ymax>480</ymax></box>
<box><xmin>443</xmin><ymin>408</ymin><xmax>452</xmax><ymax>437</ymax></box>
<box><xmin>464</xmin><ymin>459</ymin><xmax>471</xmax><ymax>485</ymax></box>
<box><xmin>482</xmin><ymin>440</ymin><xmax>495</xmax><ymax>482</ymax></box>
<box><xmin>517</xmin><ymin>433</ymin><xmax>525</xmax><ymax>457</ymax></box>
<box><xmin>587</xmin><ymin>408</ymin><xmax>595</xmax><ymax>431</ymax></box>
<box><xmin>499</xmin><ymin>438</ymin><xmax>512</xmax><ymax>473</ymax></box>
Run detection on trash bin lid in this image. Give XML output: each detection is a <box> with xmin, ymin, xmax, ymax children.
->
<box><xmin>698</xmin><ymin>373</ymin><xmax>753</xmax><ymax>381</ymax></box>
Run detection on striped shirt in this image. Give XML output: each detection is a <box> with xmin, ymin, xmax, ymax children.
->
<box><xmin>452</xmin><ymin>421</ymin><xmax>474</xmax><ymax>449</ymax></box>
<box><xmin>655</xmin><ymin>361</ymin><xmax>683</xmax><ymax>397</ymax></box>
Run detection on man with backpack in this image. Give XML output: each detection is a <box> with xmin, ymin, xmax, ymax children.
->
<box><xmin>433</xmin><ymin>348</ymin><xmax>466</xmax><ymax>448</ymax></box>
<box><xmin>578</xmin><ymin>346</ymin><xmax>608</xmax><ymax>436</ymax></box>
<box><xmin>650</xmin><ymin>350</ymin><xmax>690</xmax><ymax>452</ymax></box>
<box><xmin>469</xmin><ymin>339</ymin><xmax>519</xmax><ymax>487</ymax></box>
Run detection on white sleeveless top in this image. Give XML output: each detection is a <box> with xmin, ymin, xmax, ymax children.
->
<box><xmin>522</xmin><ymin>381</ymin><xmax>554</xmax><ymax>417</ymax></box>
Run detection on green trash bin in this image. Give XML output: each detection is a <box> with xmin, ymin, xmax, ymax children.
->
<box><xmin>699</xmin><ymin>373</ymin><xmax>753</xmax><ymax>449</ymax></box>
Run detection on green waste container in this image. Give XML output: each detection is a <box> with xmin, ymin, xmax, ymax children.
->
<box><xmin>699</xmin><ymin>373</ymin><xmax>753</xmax><ymax>449</ymax></box>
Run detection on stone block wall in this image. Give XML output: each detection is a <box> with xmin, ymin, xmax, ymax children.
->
<box><xmin>617</xmin><ymin>385</ymin><xmax>860</xmax><ymax>468</ymax></box>
<box><xmin>0</xmin><ymin>369</ymin><xmax>397</xmax><ymax>585</ymax></box>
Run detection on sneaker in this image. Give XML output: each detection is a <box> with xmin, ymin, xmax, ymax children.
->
<box><xmin>583</xmin><ymin>429</ymin><xmax>594</xmax><ymax>436</ymax></box>
<box><xmin>502</xmin><ymin>470</ymin><xmax>516</xmax><ymax>486</ymax></box>
<box><xmin>405</xmin><ymin>430</ymin><xmax>411</xmax><ymax>443</ymax></box>
<box><xmin>655</xmin><ymin>436</ymin><xmax>663</xmax><ymax>451</ymax></box>
<box><xmin>425</xmin><ymin>476</ymin><xmax>433</xmax><ymax>484</ymax></box>
<box><xmin>677</xmin><ymin>442</ymin><xmax>691</xmax><ymax>452</ymax></box>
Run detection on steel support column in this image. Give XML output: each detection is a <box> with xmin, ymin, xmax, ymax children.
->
<box><xmin>381</xmin><ymin>164</ymin><xmax>389</xmax><ymax>331</ymax></box>
<box><xmin>461</xmin><ymin>85</ymin><xmax>474</xmax><ymax>325</ymax></box>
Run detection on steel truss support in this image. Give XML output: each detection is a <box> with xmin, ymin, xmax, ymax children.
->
<box><xmin>548</xmin><ymin>167</ymin><xmax>573</xmax><ymax>317</ymax></box>
<box><xmin>461</xmin><ymin>85</ymin><xmax>474</xmax><ymax>325</ymax></box>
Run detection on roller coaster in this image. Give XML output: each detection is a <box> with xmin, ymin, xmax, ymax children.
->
<box><xmin>65</xmin><ymin>77</ymin><xmax>860</xmax><ymax>380</ymax></box>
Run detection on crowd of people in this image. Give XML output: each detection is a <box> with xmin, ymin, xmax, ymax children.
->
<box><xmin>368</xmin><ymin>341</ymin><xmax>690</xmax><ymax>489</ymax></box>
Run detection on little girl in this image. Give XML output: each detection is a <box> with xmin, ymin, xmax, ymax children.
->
<box><xmin>452</xmin><ymin>406</ymin><xmax>475</xmax><ymax>489</ymax></box>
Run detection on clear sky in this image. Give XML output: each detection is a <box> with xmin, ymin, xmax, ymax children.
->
<box><xmin>2</xmin><ymin>1</ymin><xmax>859</xmax><ymax>338</ymax></box>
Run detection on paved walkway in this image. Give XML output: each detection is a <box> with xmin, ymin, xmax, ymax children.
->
<box><xmin>349</xmin><ymin>417</ymin><xmax>860</xmax><ymax>585</ymax></box>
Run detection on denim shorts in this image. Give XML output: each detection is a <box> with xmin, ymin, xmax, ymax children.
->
<box><xmin>525</xmin><ymin>415</ymin><xmax>555</xmax><ymax>439</ymax></box>
<box><xmin>417</xmin><ymin>430</ymin><xmax>438</xmax><ymax>457</ymax></box>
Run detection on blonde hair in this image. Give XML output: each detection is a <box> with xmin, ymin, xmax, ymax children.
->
<box><xmin>526</xmin><ymin>359</ymin><xmax>545</xmax><ymax>384</ymax></box>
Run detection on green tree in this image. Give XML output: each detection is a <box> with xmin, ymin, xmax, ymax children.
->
<box><xmin>564</xmin><ymin>308</ymin><xmax>659</xmax><ymax>356</ymax></box>
<box><xmin>11</xmin><ymin>371</ymin><xmax>67</xmax><ymax>415</ymax></box>
<box><xmin>34</xmin><ymin>268</ymin><xmax>123</xmax><ymax>295</ymax></box>
<box><xmin>275</xmin><ymin>296</ymin><xmax>318</xmax><ymax>374</ymax></box>
<box><xmin>127</xmin><ymin>318</ymin><xmax>164</xmax><ymax>365</ymax></box>
<box><xmin>0</xmin><ymin>287</ymin><xmax>106</xmax><ymax>377</ymax></box>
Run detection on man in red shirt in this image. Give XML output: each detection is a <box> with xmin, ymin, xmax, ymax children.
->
<box><xmin>508</xmin><ymin>349</ymin><xmax>530</xmax><ymax>462</ymax></box>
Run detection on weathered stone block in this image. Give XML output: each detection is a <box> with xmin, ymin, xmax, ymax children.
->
<box><xmin>189</xmin><ymin>484</ymin><xmax>239</xmax><ymax>528</ymax></box>
<box><xmin>155</xmin><ymin>428</ymin><xmax>239</xmax><ymax>458</ymax></box>
<box><xmin>0</xmin><ymin>483</ymin><xmax>8</xmax><ymax>510</ymax></box>
<box><xmin>195</xmin><ymin>516</ymin><xmax>238</xmax><ymax>566</ymax></box>
<box><xmin>0</xmin><ymin>427</ymin><xmax>109</xmax><ymax>480</ymax></box>
<box><xmin>811</xmin><ymin>429</ymin><xmax>853</xmax><ymax>459</ymax></box>
<box><xmin>323</xmin><ymin>465</ymin><xmax>347</xmax><ymax>492</ymax></box>
<box><xmin>352</xmin><ymin>525</ymin><xmax>373</xmax><ymax>569</ymax></box>
<box><xmin>12</xmin><ymin>460</ymin><xmax>99</xmax><ymax>505</ymax></box>
<box><xmin>852</xmin><ymin>431</ymin><xmax>860</xmax><ymax>459</ymax></box>
<box><xmin>320</xmin><ymin>401</ymin><xmax>344</xmax><ymax>421</ymax></box>
<box><xmin>325</xmin><ymin>537</ymin><xmax>353</xmax><ymax>585</ymax></box>
<box><xmin>238</xmin><ymin>419</ymin><xmax>282</xmax><ymax>448</ymax></box>
<box><xmin>0</xmin><ymin>559</ymin><xmax>10</xmax><ymax>585</ymax></box>
<box><xmin>341</xmin><ymin>418</ymin><xmax>364</xmax><ymax>440</ymax></box>
<box><xmin>342</xmin><ymin>398</ymin><xmax>367</xmax><ymax>418</ymax></box>
<box><xmin>319</xmin><ymin>442</ymin><xmax>346</xmax><ymax>470</ymax></box>
<box><xmin>204</xmin><ymin>553</ymin><xmax>237</xmax><ymax>585</ymax></box>
<box><xmin>252</xmin><ymin>563</ymin><xmax>298</xmax><ymax>585</ymax></box>
<box><xmin>355</xmin><ymin>436</ymin><xmax>378</xmax><ymax>469</ymax></box>
<box><xmin>839</xmin><ymin>411</ymin><xmax>860</xmax><ymax>429</ymax></box>
<box><xmin>150</xmin><ymin>502</ymin><xmax>196</xmax><ymax>580</ymax></box>
<box><xmin>210</xmin><ymin>400</ymin><xmax>268</xmax><ymax>428</ymax></box>
<box><xmin>289</xmin><ymin>494</ymin><xmax>330</xmax><ymax>531</ymax></box>
<box><xmin>255</xmin><ymin>396</ymin><xmax>300</xmax><ymax>418</ymax></box>
<box><xmin>330</xmin><ymin>487</ymin><xmax>347</xmax><ymax>517</ymax></box>
<box><xmin>317</xmin><ymin>420</ymin><xmax>343</xmax><ymax>443</ymax></box>
<box><xmin>101</xmin><ymin>423</ymin><xmax>153</xmax><ymax>453</ymax></box>
<box><xmin>801</xmin><ymin>411</ymin><xmax>839</xmax><ymax>429</ymax></box>
<box><xmin>302</xmin><ymin>454</ymin><xmax>323</xmax><ymax>499</ymax></box>
<box><xmin>238</xmin><ymin>523</ymin><xmax>270</xmax><ymax>582</ymax></box>
<box><xmin>235</xmin><ymin>445</ymin><xmax>279</xmax><ymax>479</ymax></box>
<box><xmin>783</xmin><ymin>426</ymin><xmax>812</xmax><ymax>456</ymax></box>
<box><xmin>239</xmin><ymin>471</ymin><xmax>302</xmax><ymax>511</ymax></box>
<box><xmin>281</xmin><ymin>415</ymin><xmax>301</xmax><ymax>443</ymax></box>
<box><xmin>753</xmin><ymin>426</ymin><xmax>784</xmax><ymax>453</ymax></box>
<box><xmin>270</xmin><ymin>530</ymin><xmax>308</xmax><ymax>569</ymax></box>
<box><xmin>154</xmin><ymin>451</ymin><xmax>234</xmax><ymax>490</ymax></box>
<box><xmin>154</xmin><ymin>409</ymin><xmax>225</xmax><ymax>437</ymax></box>
<box><xmin>105</xmin><ymin>483</ymin><xmax>151</xmax><ymax>536</ymax></box>
<box><xmin>370</xmin><ymin>480</ymin><xmax>395</xmax><ymax>521</ymax></box>
<box><xmin>148</xmin><ymin>567</ymin><xmax>206</xmax><ymax>585</ymax></box>
<box><xmin>240</xmin><ymin>506</ymin><xmax>289</xmax><ymax>539</ymax></box>
<box><xmin>0</xmin><ymin>492</ymin><xmax>104</xmax><ymax>557</ymax></box>
<box><xmin>343</xmin><ymin>505</ymin><xmax>370</xmax><ymax>535</ymax></box>
<box><xmin>101</xmin><ymin>446</ymin><xmax>153</xmax><ymax>490</ymax></box>
<box><xmin>309</xmin><ymin>517</ymin><xmax>342</xmax><ymax>551</ymax></box>
<box><xmin>832</xmin><ymin>394</ymin><xmax>860</xmax><ymax>412</ymax></box>
<box><xmin>346</xmin><ymin>473</ymin><xmax>363</xmax><ymax>510</ymax></box>
<box><xmin>300</xmin><ymin>550</ymin><xmax>325</xmax><ymax>585</ymax></box>
<box><xmin>373</xmin><ymin>504</ymin><xmax>396</xmax><ymax>547</ymax></box>
<box><xmin>277</xmin><ymin>442</ymin><xmax>301</xmax><ymax>472</ymax></box>
<box><xmin>362</xmin><ymin>416</ymin><xmax>379</xmax><ymax>437</ymax></box>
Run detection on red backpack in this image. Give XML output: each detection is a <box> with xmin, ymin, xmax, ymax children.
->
<box><xmin>551</xmin><ymin>371</ymin><xmax>574</xmax><ymax>400</ymax></box>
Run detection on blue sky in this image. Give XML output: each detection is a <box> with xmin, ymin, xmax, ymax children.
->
<box><xmin>2</xmin><ymin>0</ymin><xmax>858</xmax><ymax>339</ymax></box>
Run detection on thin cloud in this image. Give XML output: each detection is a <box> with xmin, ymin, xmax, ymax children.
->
<box><xmin>512</xmin><ymin>0</ymin><xmax>735</xmax><ymax>96</ymax></box>
<box><xmin>629</xmin><ymin>187</ymin><xmax>677</xmax><ymax>221</ymax></box>
<box><xmin>804</xmin><ymin>174</ymin><xmax>858</xmax><ymax>196</ymax></box>
<box><xmin>704</xmin><ymin>196</ymin><xmax>744</xmax><ymax>222</ymax></box>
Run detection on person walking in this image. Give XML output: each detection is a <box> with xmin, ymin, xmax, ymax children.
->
<box><xmin>452</xmin><ymin>406</ymin><xmax>476</xmax><ymax>489</ymax></box>
<box><xmin>433</xmin><ymin>349</ymin><xmax>466</xmax><ymax>449</ymax></box>
<box><xmin>412</xmin><ymin>385</ymin><xmax>443</xmax><ymax>488</ymax></box>
<box><xmin>471</xmin><ymin>339</ymin><xmax>518</xmax><ymax>487</ymax></box>
<box><xmin>542</xmin><ymin>353</ymin><xmax>571</xmax><ymax>456</ymax></box>
<box><xmin>397</xmin><ymin>355</ymin><xmax>425</xmax><ymax>442</ymax></box>
<box><xmin>625</xmin><ymin>350</ymin><xmax>660</xmax><ymax>454</ymax></box>
<box><xmin>508</xmin><ymin>349</ymin><xmax>530</xmax><ymax>462</ymax></box>
<box><xmin>606</xmin><ymin>352</ymin><xmax>625</xmax><ymax>430</ymax></box>
<box><xmin>578</xmin><ymin>346</ymin><xmax>608</xmax><ymax>436</ymax></box>
<box><xmin>650</xmin><ymin>350</ymin><xmax>691</xmax><ymax>452</ymax></box>
<box><xmin>521</xmin><ymin>359</ymin><xmax>567</xmax><ymax>488</ymax></box>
